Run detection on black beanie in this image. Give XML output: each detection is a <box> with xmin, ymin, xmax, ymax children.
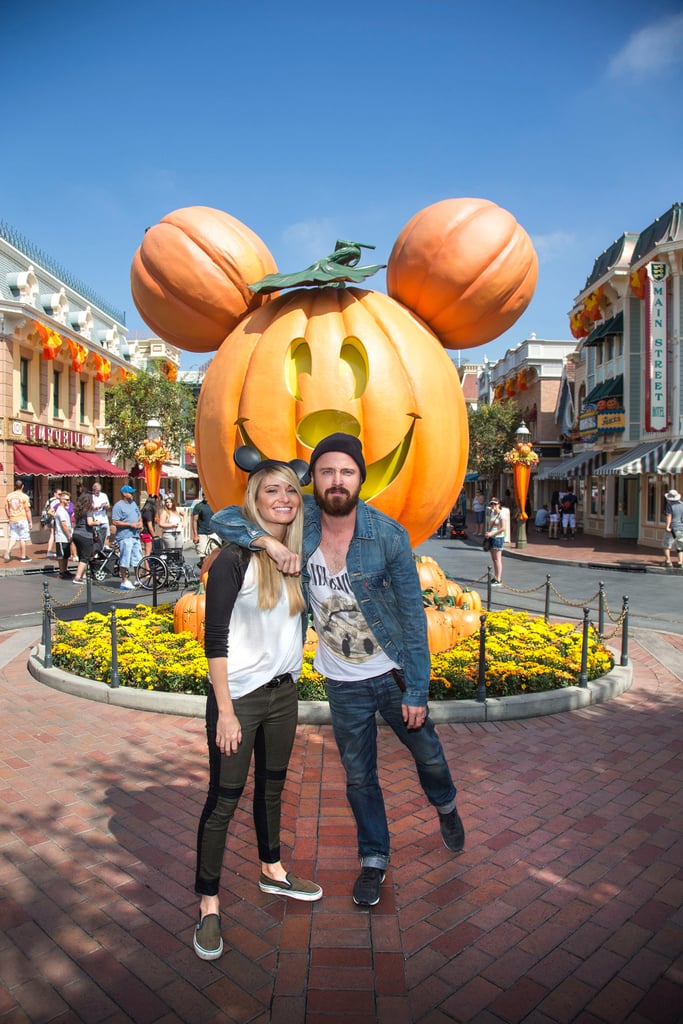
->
<box><xmin>309</xmin><ymin>433</ymin><xmax>366</xmax><ymax>482</ymax></box>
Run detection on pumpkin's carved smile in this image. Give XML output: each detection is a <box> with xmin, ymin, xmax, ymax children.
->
<box><xmin>235</xmin><ymin>412</ymin><xmax>420</xmax><ymax>500</ymax></box>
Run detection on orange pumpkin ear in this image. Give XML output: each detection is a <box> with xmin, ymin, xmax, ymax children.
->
<box><xmin>386</xmin><ymin>198</ymin><xmax>538</xmax><ymax>350</ymax></box>
<box><xmin>130</xmin><ymin>206</ymin><xmax>278</xmax><ymax>353</ymax></box>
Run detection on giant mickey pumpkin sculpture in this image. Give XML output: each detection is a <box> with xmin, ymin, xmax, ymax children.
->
<box><xmin>131</xmin><ymin>201</ymin><xmax>537</xmax><ymax>547</ymax></box>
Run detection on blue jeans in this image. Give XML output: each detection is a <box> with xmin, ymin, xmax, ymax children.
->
<box><xmin>325</xmin><ymin>671</ymin><xmax>456</xmax><ymax>869</ymax></box>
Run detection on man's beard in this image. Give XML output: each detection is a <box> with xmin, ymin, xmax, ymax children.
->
<box><xmin>314</xmin><ymin>484</ymin><xmax>360</xmax><ymax>517</ymax></box>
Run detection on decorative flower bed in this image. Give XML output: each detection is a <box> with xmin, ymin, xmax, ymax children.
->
<box><xmin>51</xmin><ymin>605</ymin><xmax>614</xmax><ymax>701</ymax></box>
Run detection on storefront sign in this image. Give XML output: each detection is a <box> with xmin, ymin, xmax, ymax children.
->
<box><xmin>14</xmin><ymin>421</ymin><xmax>94</xmax><ymax>448</ymax></box>
<box><xmin>580</xmin><ymin>405</ymin><xmax>625</xmax><ymax>439</ymax></box>
<box><xmin>596</xmin><ymin>409</ymin><xmax>625</xmax><ymax>433</ymax></box>
<box><xmin>579</xmin><ymin>406</ymin><xmax>598</xmax><ymax>443</ymax></box>
<box><xmin>646</xmin><ymin>262</ymin><xmax>668</xmax><ymax>432</ymax></box>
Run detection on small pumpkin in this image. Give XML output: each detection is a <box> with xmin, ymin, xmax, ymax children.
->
<box><xmin>416</xmin><ymin>556</ymin><xmax>449</xmax><ymax>597</ymax></box>
<box><xmin>173</xmin><ymin>583</ymin><xmax>206</xmax><ymax>643</ymax></box>
<box><xmin>456</xmin><ymin>588</ymin><xmax>483</xmax><ymax>612</ymax></box>
<box><xmin>443</xmin><ymin>578</ymin><xmax>462</xmax><ymax>600</ymax></box>
<box><xmin>451</xmin><ymin>606</ymin><xmax>482</xmax><ymax>640</ymax></box>
<box><xmin>424</xmin><ymin>605</ymin><xmax>454</xmax><ymax>654</ymax></box>
<box><xmin>386</xmin><ymin>198</ymin><xmax>538</xmax><ymax>349</ymax></box>
<box><xmin>130</xmin><ymin>206</ymin><xmax>278</xmax><ymax>353</ymax></box>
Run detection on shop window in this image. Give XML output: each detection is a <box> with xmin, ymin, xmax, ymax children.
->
<box><xmin>20</xmin><ymin>357</ymin><xmax>29</xmax><ymax>410</ymax></box>
<box><xmin>53</xmin><ymin>369</ymin><xmax>61</xmax><ymax>419</ymax></box>
<box><xmin>605</xmin><ymin>338</ymin><xmax>613</xmax><ymax>362</ymax></box>
<box><xmin>590</xmin><ymin>476</ymin><xmax>605</xmax><ymax>517</ymax></box>
<box><xmin>647</xmin><ymin>476</ymin><xmax>658</xmax><ymax>523</ymax></box>
<box><xmin>80</xmin><ymin>380</ymin><xmax>87</xmax><ymax>424</ymax></box>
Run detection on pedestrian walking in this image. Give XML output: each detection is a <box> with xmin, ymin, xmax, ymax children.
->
<box><xmin>4</xmin><ymin>479</ymin><xmax>33</xmax><ymax>563</ymax></box>
<box><xmin>485</xmin><ymin>497</ymin><xmax>505</xmax><ymax>585</ymax></box>
<box><xmin>663</xmin><ymin>488</ymin><xmax>683</xmax><ymax>568</ymax></box>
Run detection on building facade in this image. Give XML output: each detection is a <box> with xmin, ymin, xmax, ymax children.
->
<box><xmin>558</xmin><ymin>204</ymin><xmax>683</xmax><ymax>548</ymax></box>
<box><xmin>479</xmin><ymin>336</ymin><xmax>578</xmax><ymax>509</ymax></box>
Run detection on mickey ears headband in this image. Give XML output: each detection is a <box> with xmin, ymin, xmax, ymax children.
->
<box><xmin>233</xmin><ymin>446</ymin><xmax>310</xmax><ymax>485</ymax></box>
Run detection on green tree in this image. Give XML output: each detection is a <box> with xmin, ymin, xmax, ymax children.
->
<box><xmin>103</xmin><ymin>370</ymin><xmax>197</xmax><ymax>462</ymax></box>
<box><xmin>467</xmin><ymin>402</ymin><xmax>522</xmax><ymax>484</ymax></box>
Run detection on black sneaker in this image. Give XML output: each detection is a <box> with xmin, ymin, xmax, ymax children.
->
<box><xmin>352</xmin><ymin>866</ymin><xmax>385</xmax><ymax>906</ymax></box>
<box><xmin>439</xmin><ymin>807</ymin><xmax>465</xmax><ymax>853</ymax></box>
<box><xmin>491</xmin><ymin>579</ymin><xmax>502</xmax><ymax>586</ymax></box>
<box><xmin>193</xmin><ymin>913</ymin><xmax>223</xmax><ymax>960</ymax></box>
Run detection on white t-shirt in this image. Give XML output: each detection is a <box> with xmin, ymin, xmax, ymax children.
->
<box><xmin>208</xmin><ymin>559</ymin><xmax>302</xmax><ymax>700</ymax></box>
<box><xmin>54</xmin><ymin>505</ymin><xmax>71</xmax><ymax>544</ymax></box>
<box><xmin>307</xmin><ymin>548</ymin><xmax>396</xmax><ymax>681</ymax></box>
<box><xmin>91</xmin><ymin>492</ymin><xmax>110</xmax><ymax>526</ymax></box>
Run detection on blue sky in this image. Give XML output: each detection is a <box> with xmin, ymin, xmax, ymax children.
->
<box><xmin>3</xmin><ymin>0</ymin><xmax>682</xmax><ymax>372</ymax></box>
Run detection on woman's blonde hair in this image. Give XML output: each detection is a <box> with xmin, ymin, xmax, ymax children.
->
<box><xmin>242</xmin><ymin>465</ymin><xmax>305</xmax><ymax>614</ymax></box>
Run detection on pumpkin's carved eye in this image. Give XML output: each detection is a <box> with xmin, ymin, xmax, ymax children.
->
<box><xmin>339</xmin><ymin>337</ymin><xmax>368</xmax><ymax>399</ymax></box>
<box><xmin>285</xmin><ymin>339</ymin><xmax>311</xmax><ymax>400</ymax></box>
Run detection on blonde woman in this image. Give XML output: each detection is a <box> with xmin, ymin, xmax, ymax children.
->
<box><xmin>193</xmin><ymin>459</ymin><xmax>322</xmax><ymax>961</ymax></box>
<box><xmin>158</xmin><ymin>495</ymin><xmax>184</xmax><ymax>551</ymax></box>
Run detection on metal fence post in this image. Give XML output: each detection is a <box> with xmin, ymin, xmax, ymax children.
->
<box><xmin>598</xmin><ymin>581</ymin><xmax>605</xmax><ymax>639</ymax></box>
<box><xmin>486</xmin><ymin>567</ymin><xmax>492</xmax><ymax>611</ymax></box>
<box><xmin>110</xmin><ymin>606</ymin><xmax>120</xmax><ymax>688</ymax></box>
<box><xmin>544</xmin><ymin>574</ymin><xmax>551</xmax><ymax>623</ymax></box>
<box><xmin>579</xmin><ymin>606</ymin><xmax>590</xmax><ymax>688</ymax></box>
<box><xmin>620</xmin><ymin>596</ymin><xmax>629</xmax><ymax>667</ymax></box>
<box><xmin>476</xmin><ymin>613</ymin><xmax>487</xmax><ymax>703</ymax></box>
<box><xmin>42</xmin><ymin>581</ymin><xmax>53</xmax><ymax>668</ymax></box>
<box><xmin>152</xmin><ymin>568</ymin><xmax>158</xmax><ymax>608</ymax></box>
<box><xmin>86</xmin><ymin>569</ymin><xmax>93</xmax><ymax>615</ymax></box>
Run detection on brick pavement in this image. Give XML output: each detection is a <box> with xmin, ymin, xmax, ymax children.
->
<box><xmin>1</xmin><ymin>628</ymin><xmax>682</xmax><ymax>1024</ymax></box>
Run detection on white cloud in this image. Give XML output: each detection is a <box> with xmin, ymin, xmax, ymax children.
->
<box><xmin>531</xmin><ymin>231</ymin><xmax>576</xmax><ymax>264</ymax></box>
<box><xmin>607</xmin><ymin>13</ymin><xmax>683</xmax><ymax>79</ymax></box>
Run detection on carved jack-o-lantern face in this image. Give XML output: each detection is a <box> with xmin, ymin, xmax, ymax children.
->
<box><xmin>196</xmin><ymin>286</ymin><xmax>469</xmax><ymax>547</ymax></box>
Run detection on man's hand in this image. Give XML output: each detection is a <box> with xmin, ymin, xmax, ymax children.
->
<box><xmin>255</xmin><ymin>536</ymin><xmax>301</xmax><ymax>575</ymax></box>
<box><xmin>402</xmin><ymin>704</ymin><xmax>427</xmax><ymax>730</ymax></box>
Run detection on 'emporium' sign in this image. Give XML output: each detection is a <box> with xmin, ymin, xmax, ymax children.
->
<box><xmin>646</xmin><ymin>262</ymin><xmax>668</xmax><ymax>431</ymax></box>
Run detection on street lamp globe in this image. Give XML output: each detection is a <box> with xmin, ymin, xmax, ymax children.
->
<box><xmin>146</xmin><ymin>419</ymin><xmax>162</xmax><ymax>442</ymax></box>
<box><xmin>515</xmin><ymin>421</ymin><xmax>531</xmax><ymax>445</ymax></box>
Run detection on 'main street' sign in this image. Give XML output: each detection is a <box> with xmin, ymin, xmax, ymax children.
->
<box><xmin>646</xmin><ymin>262</ymin><xmax>668</xmax><ymax>432</ymax></box>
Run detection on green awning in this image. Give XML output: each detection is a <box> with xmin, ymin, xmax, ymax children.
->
<box><xmin>583</xmin><ymin>311</ymin><xmax>624</xmax><ymax>348</ymax></box>
<box><xmin>584</xmin><ymin>374</ymin><xmax>623</xmax><ymax>405</ymax></box>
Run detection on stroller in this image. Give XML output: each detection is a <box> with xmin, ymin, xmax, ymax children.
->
<box><xmin>450</xmin><ymin>512</ymin><xmax>468</xmax><ymax>539</ymax></box>
<box><xmin>89</xmin><ymin>541</ymin><xmax>120</xmax><ymax>581</ymax></box>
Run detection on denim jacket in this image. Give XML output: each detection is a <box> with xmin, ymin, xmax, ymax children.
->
<box><xmin>211</xmin><ymin>496</ymin><xmax>431</xmax><ymax>706</ymax></box>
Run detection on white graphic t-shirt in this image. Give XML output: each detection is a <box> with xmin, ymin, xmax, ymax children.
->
<box><xmin>307</xmin><ymin>548</ymin><xmax>396</xmax><ymax>681</ymax></box>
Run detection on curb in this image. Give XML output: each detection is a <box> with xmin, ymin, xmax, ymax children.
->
<box><xmin>27</xmin><ymin>646</ymin><xmax>632</xmax><ymax>724</ymax></box>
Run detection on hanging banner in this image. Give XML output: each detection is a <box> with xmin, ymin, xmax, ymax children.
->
<box><xmin>645</xmin><ymin>262</ymin><xmax>668</xmax><ymax>432</ymax></box>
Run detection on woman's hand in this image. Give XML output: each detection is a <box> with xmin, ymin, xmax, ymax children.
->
<box><xmin>215</xmin><ymin>710</ymin><xmax>242</xmax><ymax>755</ymax></box>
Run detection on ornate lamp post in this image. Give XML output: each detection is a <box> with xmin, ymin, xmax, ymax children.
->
<box><xmin>504</xmin><ymin>422</ymin><xmax>538</xmax><ymax>550</ymax></box>
<box><xmin>135</xmin><ymin>419</ymin><xmax>169</xmax><ymax>498</ymax></box>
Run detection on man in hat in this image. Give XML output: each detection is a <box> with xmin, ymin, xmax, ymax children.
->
<box><xmin>111</xmin><ymin>485</ymin><xmax>142</xmax><ymax>589</ymax></box>
<box><xmin>663</xmin><ymin>488</ymin><xmax>683</xmax><ymax>568</ymax></box>
<box><xmin>211</xmin><ymin>432</ymin><xmax>464</xmax><ymax>907</ymax></box>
